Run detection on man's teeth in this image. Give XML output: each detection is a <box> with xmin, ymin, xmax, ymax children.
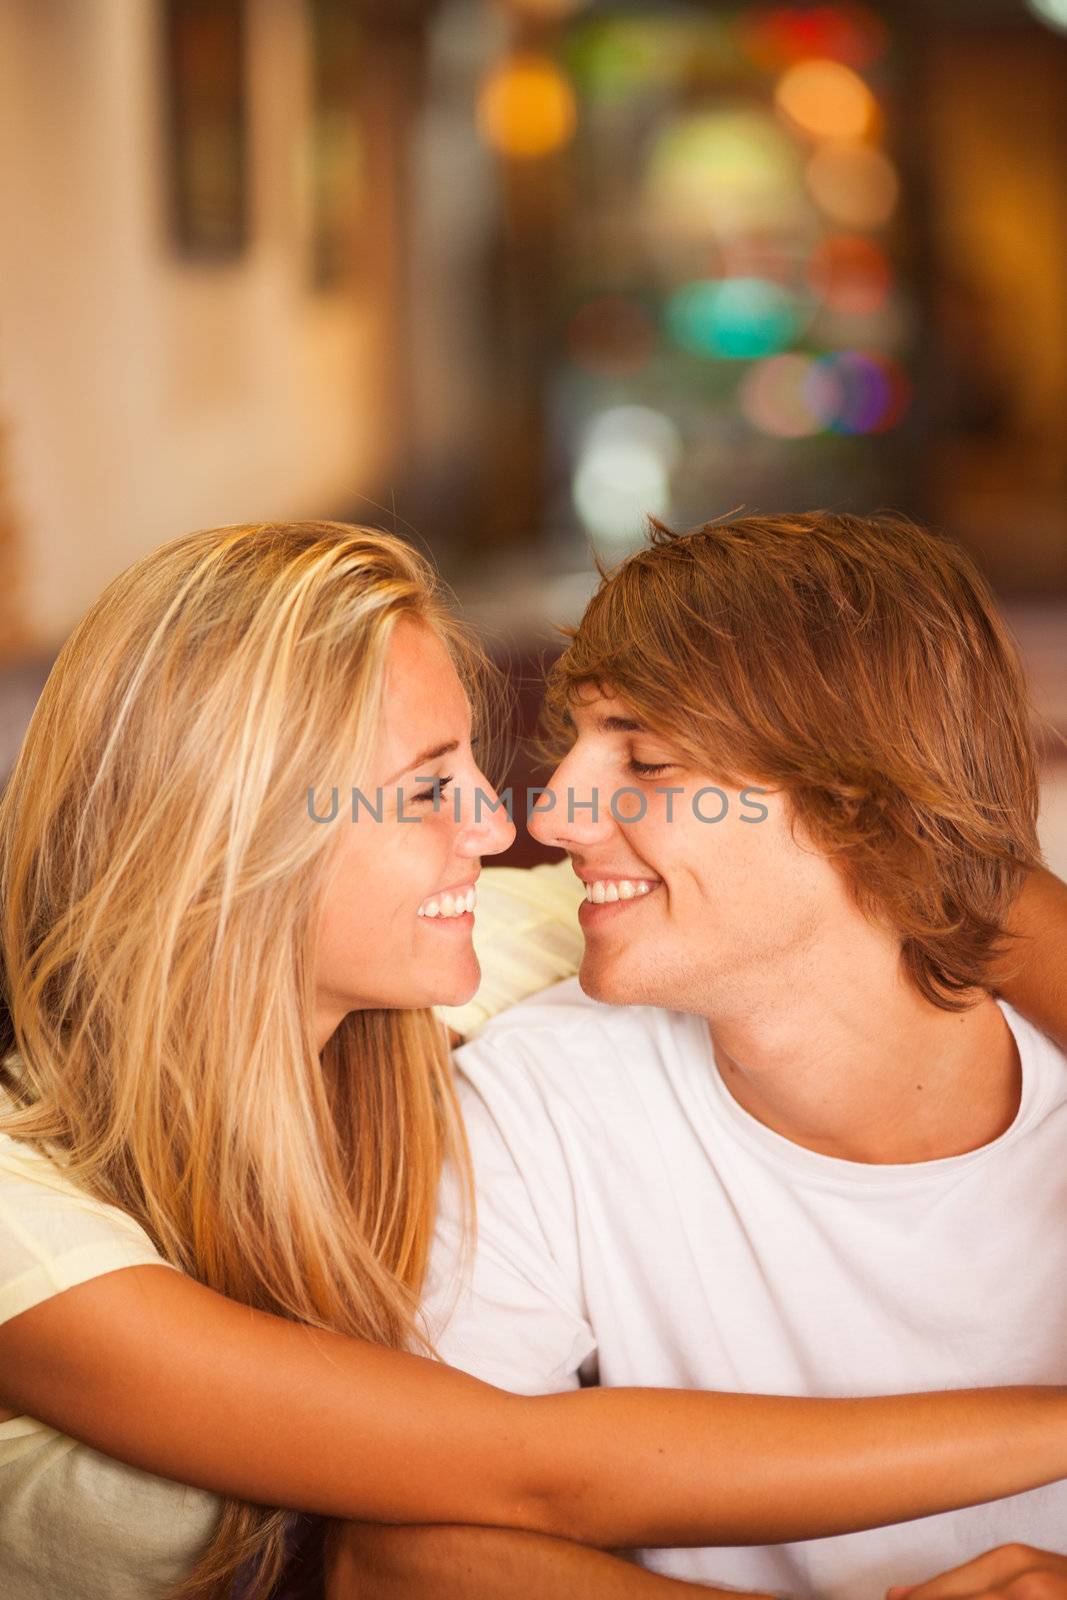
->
<box><xmin>418</xmin><ymin>885</ymin><xmax>477</xmax><ymax>919</ymax></box>
<box><xmin>584</xmin><ymin>879</ymin><xmax>656</xmax><ymax>904</ymax></box>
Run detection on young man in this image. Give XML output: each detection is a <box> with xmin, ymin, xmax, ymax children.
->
<box><xmin>342</xmin><ymin>514</ymin><xmax>1067</xmax><ymax>1600</ymax></box>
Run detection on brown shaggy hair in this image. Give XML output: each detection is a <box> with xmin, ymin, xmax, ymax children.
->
<box><xmin>542</xmin><ymin>512</ymin><xmax>1042</xmax><ymax>1009</ymax></box>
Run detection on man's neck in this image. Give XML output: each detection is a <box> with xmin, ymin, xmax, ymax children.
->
<box><xmin>704</xmin><ymin>931</ymin><xmax>1022</xmax><ymax>1165</ymax></box>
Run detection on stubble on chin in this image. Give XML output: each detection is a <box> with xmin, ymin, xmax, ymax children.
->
<box><xmin>578</xmin><ymin>954</ymin><xmax>646</xmax><ymax>1009</ymax></box>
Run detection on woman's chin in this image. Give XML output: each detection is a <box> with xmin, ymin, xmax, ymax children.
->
<box><xmin>357</xmin><ymin>953</ymin><xmax>480</xmax><ymax>1013</ymax></box>
<box><xmin>431</xmin><ymin>956</ymin><xmax>481</xmax><ymax>1010</ymax></box>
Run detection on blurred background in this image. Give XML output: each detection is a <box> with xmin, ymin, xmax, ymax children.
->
<box><xmin>0</xmin><ymin>0</ymin><xmax>1064</xmax><ymax>870</ymax></box>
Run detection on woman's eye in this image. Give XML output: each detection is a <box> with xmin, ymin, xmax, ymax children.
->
<box><xmin>412</xmin><ymin>774</ymin><xmax>453</xmax><ymax>804</ymax></box>
<box><xmin>628</xmin><ymin>759</ymin><xmax>672</xmax><ymax>778</ymax></box>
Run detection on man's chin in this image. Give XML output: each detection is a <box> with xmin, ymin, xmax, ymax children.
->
<box><xmin>578</xmin><ymin>954</ymin><xmax>643</xmax><ymax>1008</ymax></box>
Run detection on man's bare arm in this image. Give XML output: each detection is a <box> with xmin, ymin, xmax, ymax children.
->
<box><xmin>327</xmin><ymin>1523</ymin><xmax>774</xmax><ymax>1600</ymax></box>
<box><xmin>994</xmin><ymin>866</ymin><xmax>1067</xmax><ymax>1050</ymax></box>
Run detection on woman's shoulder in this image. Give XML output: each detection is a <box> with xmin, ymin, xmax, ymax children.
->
<box><xmin>0</xmin><ymin>1130</ymin><xmax>175</xmax><ymax>1332</ymax></box>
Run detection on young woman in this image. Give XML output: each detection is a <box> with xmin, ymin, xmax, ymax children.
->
<box><xmin>1</xmin><ymin>520</ymin><xmax>1066</xmax><ymax>1600</ymax></box>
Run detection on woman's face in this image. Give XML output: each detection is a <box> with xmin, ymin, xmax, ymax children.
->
<box><xmin>313</xmin><ymin>617</ymin><xmax>515</xmax><ymax>1048</ymax></box>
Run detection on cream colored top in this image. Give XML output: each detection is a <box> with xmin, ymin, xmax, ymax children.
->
<box><xmin>435</xmin><ymin>858</ymin><xmax>584</xmax><ymax>1040</ymax></box>
<box><xmin>0</xmin><ymin>859</ymin><xmax>582</xmax><ymax>1595</ymax></box>
<box><xmin>0</xmin><ymin>1133</ymin><xmax>221</xmax><ymax>1599</ymax></box>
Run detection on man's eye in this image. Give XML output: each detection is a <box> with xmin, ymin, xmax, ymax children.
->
<box><xmin>412</xmin><ymin>774</ymin><xmax>453</xmax><ymax>804</ymax></box>
<box><xmin>628</xmin><ymin>759</ymin><xmax>672</xmax><ymax>778</ymax></box>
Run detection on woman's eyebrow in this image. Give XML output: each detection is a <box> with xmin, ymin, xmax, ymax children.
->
<box><xmin>385</xmin><ymin>740</ymin><xmax>459</xmax><ymax>785</ymax></box>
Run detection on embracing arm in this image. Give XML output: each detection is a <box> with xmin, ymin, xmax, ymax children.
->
<box><xmin>325</xmin><ymin>1523</ymin><xmax>729</xmax><ymax>1600</ymax></box>
<box><xmin>2</xmin><ymin>1265</ymin><xmax>1067</xmax><ymax>1548</ymax></box>
<box><xmin>994</xmin><ymin>865</ymin><xmax>1067</xmax><ymax>1051</ymax></box>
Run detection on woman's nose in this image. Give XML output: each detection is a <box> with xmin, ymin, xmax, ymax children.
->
<box><xmin>461</xmin><ymin>777</ymin><xmax>516</xmax><ymax>856</ymax></box>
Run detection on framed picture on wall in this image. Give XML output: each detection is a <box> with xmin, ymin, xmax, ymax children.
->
<box><xmin>163</xmin><ymin>0</ymin><xmax>249</xmax><ymax>260</ymax></box>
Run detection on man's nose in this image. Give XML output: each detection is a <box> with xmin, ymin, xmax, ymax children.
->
<box><xmin>528</xmin><ymin>760</ymin><xmax>609</xmax><ymax>850</ymax></box>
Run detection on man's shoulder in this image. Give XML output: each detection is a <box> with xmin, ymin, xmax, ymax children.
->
<box><xmin>1000</xmin><ymin>1001</ymin><xmax>1067</xmax><ymax>1122</ymax></box>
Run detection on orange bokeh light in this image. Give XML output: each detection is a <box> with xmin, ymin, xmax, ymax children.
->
<box><xmin>806</xmin><ymin>141</ymin><xmax>899</xmax><ymax>227</ymax></box>
<box><xmin>775</xmin><ymin>58</ymin><xmax>875</xmax><ymax>142</ymax></box>
<box><xmin>476</xmin><ymin>55</ymin><xmax>578</xmax><ymax>160</ymax></box>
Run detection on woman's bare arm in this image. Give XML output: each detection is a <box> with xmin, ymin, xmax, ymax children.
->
<box><xmin>994</xmin><ymin>866</ymin><xmax>1067</xmax><ymax>1051</ymax></box>
<box><xmin>2</xmin><ymin>1264</ymin><xmax>1067</xmax><ymax>1548</ymax></box>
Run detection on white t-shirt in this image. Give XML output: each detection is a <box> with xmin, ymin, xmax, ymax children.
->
<box><xmin>0</xmin><ymin>1130</ymin><xmax>222</xmax><ymax>1599</ymax></box>
<box><xmin>423</xmin><ymin>979</ymin><xmax>1067</xmax><ymax>1600</ymax></box>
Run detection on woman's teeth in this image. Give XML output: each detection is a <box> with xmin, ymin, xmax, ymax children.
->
<box><xmin>418</xmin><ymin>885</ymin><xmax>477</xmax><ymax>919</ymax></box>
<box><xmin>583</xmin><ymin>879</ymin><xmax>657</xmax><ymax>904</ymax></box>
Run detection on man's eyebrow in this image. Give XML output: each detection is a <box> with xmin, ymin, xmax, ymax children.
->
<box><xmin>385</xmin><ymin>740</ymin><xmax>460</xmax><ymax>785</ymax></box>
<box><xmin>561</xmin><ymin>707</ymin><xmax>649</xmax><ymax>735</ymax></box>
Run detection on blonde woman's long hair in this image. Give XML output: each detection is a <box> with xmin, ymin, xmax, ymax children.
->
<box><xmin>0</xmin><ymin>522</ymin><xmax>486</xmax><ymax>1599</ymax></box>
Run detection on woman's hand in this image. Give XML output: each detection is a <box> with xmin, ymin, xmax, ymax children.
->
<box><xmin>887</xmin><ymin>1544</ymin><xmax>1067</xmax><ymax>1599</ymax></box>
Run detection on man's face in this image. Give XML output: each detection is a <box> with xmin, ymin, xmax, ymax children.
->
<box><xmin>528</xmin><ymin>687</ymin><xmax>855</xmax><ymax>1016</ymax></box>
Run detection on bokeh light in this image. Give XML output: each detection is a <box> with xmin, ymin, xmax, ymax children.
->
<box><xmin>1028</xmin><ymin>0</ymin><xmax>1067</xmax><ymax>32</ymax></box>
<box><xmin>739</xmin><ymin>353</ymin><xmax>842</xmax><ymax>437</ymax></box>
<box><xmin>476</xmin><ymin>55</ymin><xmax>578</xmax><ymax>160</ymax></box>
<box><xmin>501</xmin><ymin>0</ymin><xmax>593</xmax><ymax>18</ymax></box>
<box><xmin>739</xmin><ymin>350</ymin><xmax>909</xmax><ymax>437</ymax></box>
<box><xmin>775</xmin><ymin>59</ymin><xmax>875</xmax><ymax>142</ymax></box>
<box><xmin>573</xmin><ymin>406</ymin><xmax>681</xmax><ymax>548</ymax></box>
<box><xmin>565</xmin><ymin>295</ymin><xmax>657</xmax><ymax>377</ymax></box>
<box><xmin>813</xmin><ymin>351</ymin><xmax>910</xmax><ymax>432</ymax></box>
<box><xmin>565</xmin><ymin>19</ymin><xmax>677</xmax><ymax>99</ymax></box>
<box><xmin>806</xmin><ymin>141</ymin><xmax>899</xmax><ymax>227</ymax></box>
<box><xmin>808</xmin><ymin>234</ymin><xmax>891</xmax><ymax>315</ymax></box>
<box><xmin>737</xmin><ymin>5</ymin><xmax>890</xmax><ymax>70</ymax></box>
<box><xmin>644</xmin><ymin>110</ymin><xmax>804</xmax><ymax>237</ymax></box>
<box><xmin>666</xmin><ymin>277</ymin><xmax>799</xmax><ymax>360</ymax></box>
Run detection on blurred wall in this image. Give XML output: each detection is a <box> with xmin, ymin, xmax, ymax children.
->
<box><xmin>0</xmin><ymin>0</ymin><xmax>383</xmax><ymax>649</ymax></box>
<box><xmin>924</xmin><ymin>21</ymin><xmax>1067</xmax><ymax>589</ymax></box>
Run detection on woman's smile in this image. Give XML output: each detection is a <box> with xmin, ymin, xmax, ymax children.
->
<box><xmin>417</xmin><ymin>881</ymin><xmax>478</xmax><ymax>921</ymax></box>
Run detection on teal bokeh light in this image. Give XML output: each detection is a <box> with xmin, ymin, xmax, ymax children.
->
<box><xmin>665</xmin><ymin>277</ymin><xmax>798</xmax><ymax>360</ymax></box>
